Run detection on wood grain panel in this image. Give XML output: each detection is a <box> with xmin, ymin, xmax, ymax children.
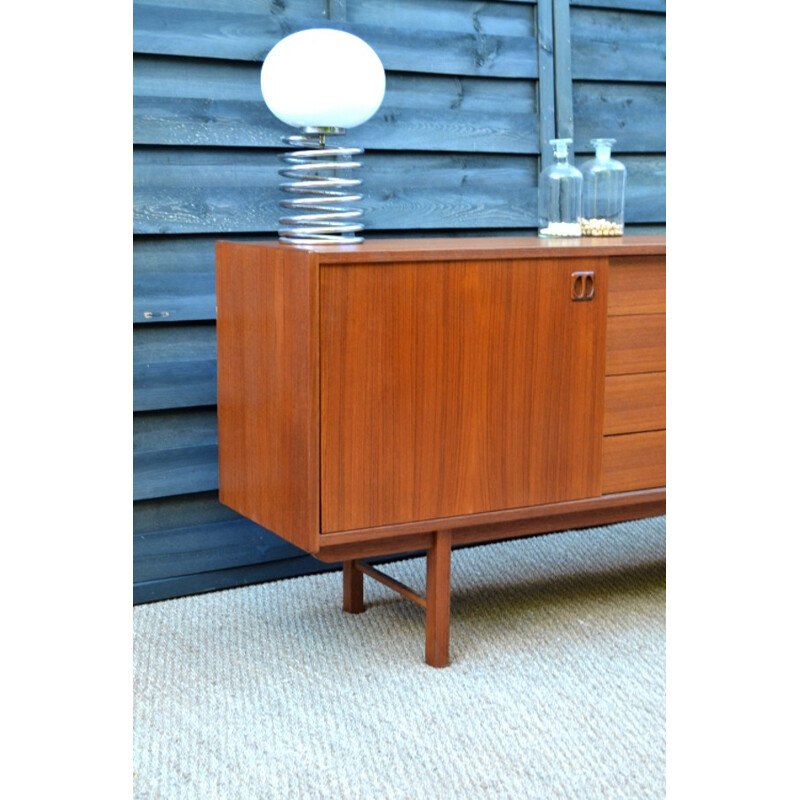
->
<box><xmin>216</xmin><ymin>242</ymin><xmax>319</xmax><ymax>552</ymax></box>
<box><xmin>320</xmin><ymin>256</ymin><xmax>607</xmax><ymax>532</ymax></box>
<box><xmin>133</xmin><ymin>444</ymin><xmax>219</xmax><ymax>501</ymax></box>
<box><xmin>133</xmin><ymin>149</ymin><xmax>539</xmax><ymax>235</ymax></box>
<box><xmin>133</xmin><ymin>58</ymin><xmax>539</xmax><ymax>154</ymax></box>
<box><xmin>602</xmin><ymin>431</ymin><xmax>665</xmax><ymax>494</ymax></box>
<box><xmin>134</xmin><ymin>96</ymin><xmax>538</xmax><ymax>154</ymax></box>
<box><xmin>606</xmin><ymin>313</ymin><xmax>665</xmax><ymax>375</ymax></box>
<box><xmin>134</xmin><ymin>235</ymin><xmax>217</xmax><ymax>323</ymax></box>
<box><xmin>133</xmin><ymin>408</ymin><xmax>219</xmax><ymax>500</ymax></box>
<box><xmin>133</xmin><ymin>322</ymin><xmax>217</xmax><ymax>410</ymax></box>
<box><xmin>604</xmin><ymin>373</ymin><xmax>665</xmax><ymax>435</ymax></box>
<box><xmin>608</xmin><ymin>256</ymin><xmax>665</xmax><ymax>315</ymax></box>
<box><xmin>134</xmin><ymin>516</ymin><xmax>303</xmax><ymax>583</ymax></box>
<box><xmin>348</xmin><ymin>0</ymin><xmax>535</xmax><ymax>36</ymax></box>
<box><xmin>134</xmin><ymin>150</ymin><xmax>666</xmax><ymax>235</ymax></box>
<box><xmin>573</xmin><ymin>81</ymin><xmax>665</xmax><ymax>153</ymax></box>
<box><xmin>132</xmin><ymin>2</ymin><xmax>538</xmax><ymax>78</ymax></box>
<box><xmin>570</xmin><ymin>7</ymin><xmax>666</xmax><ymax>82</ymax></box>
<box><xmin>573</xmin><ymin>1</ymin><xmax>664</xmax><ymax>10</ymax></box>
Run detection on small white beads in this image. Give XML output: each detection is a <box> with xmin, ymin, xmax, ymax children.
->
<box><xmin>580</xmin><ymin>217</ymin><xmax>623</xmax><ymax>237</ymax></box>
<box><xmin>539</xmin><ymin>221</ymin><xmax>582</xmax><ymax>238</ymax></box>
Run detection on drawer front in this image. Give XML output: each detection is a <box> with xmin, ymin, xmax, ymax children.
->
<box><xmin>602</xmin><ymin>431</ymin><xmax>666</xmax><ymax>494</ymax></box>
<box><xmin>604</xmin><ymin>373</ymin><xmax>666</xmax><ymax>435</ymax></box>
<box><xmin>606</xmin><ymin>314</ymin><xmax>665</xmax><ymax>375</ymax></box>
<box><xmin>608</xmin><ymin>256</ymin><xmax>665</xmax><ymax>315</ymax></box>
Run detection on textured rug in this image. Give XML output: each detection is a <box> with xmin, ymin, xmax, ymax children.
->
<box><xmin>133</xmin><ymin>515</ymin><xmax>666</xmax><ymax>799</ymax></box>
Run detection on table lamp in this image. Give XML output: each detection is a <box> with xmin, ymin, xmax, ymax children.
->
<box><xmin>260</xmin><ymin>28</ymin><xmax>386</xmax><ymax>244</ymax></box>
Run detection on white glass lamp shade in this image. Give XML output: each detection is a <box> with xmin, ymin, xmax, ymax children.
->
<box><xmin>260</xmin><ymin>29</ymin><xmax>386</xmax><ymax>129</ymax></box>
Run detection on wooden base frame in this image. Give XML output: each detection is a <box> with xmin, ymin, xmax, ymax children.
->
<box><xmin>343</xmin><ymin>531</ymin><xmax>452</xmax><ymax>668</ymax></box>
<box><xmin>334</xmin><ymin>490</ymin><xmax>665</xmax><ymax>668</ymax></box>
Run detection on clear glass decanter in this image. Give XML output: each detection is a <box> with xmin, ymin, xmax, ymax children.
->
<box><xmin>538</xmin><ymin>138</ymin><xmax>583</xmax><ymax>238</ymax></box>
<box><xmin>580</xmin><ymin>138</ymin><xmax>626</xmax><ymax>236</ymax></box>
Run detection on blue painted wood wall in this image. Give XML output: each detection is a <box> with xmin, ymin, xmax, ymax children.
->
<box><xmin>133</xmin><ymin>0</ymin><xmax>666</xmax><ymax>604</ymax></box>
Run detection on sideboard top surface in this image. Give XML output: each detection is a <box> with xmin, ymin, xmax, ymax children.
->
<box><xmin>218</xmin><ymin>235</ymin><xmax>666</xmax><ymax>264</ymax></box>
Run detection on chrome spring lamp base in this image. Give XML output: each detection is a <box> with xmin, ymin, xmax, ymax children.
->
<box><xmin>278</xmin><ymin>126</ymin><xmax>365</xmax><ymax>244</ymax></box>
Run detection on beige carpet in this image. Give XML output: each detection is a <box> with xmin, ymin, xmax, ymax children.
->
<box><xmin>133</xmin><ymin>515</ymin><xmax>666</xmax><ymax>799</ymax></box>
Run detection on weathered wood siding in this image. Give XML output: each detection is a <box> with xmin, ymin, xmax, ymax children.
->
<box><xmin>563</xmin><ymin>0</ymin><xmax>665</xmax><ymax>222</ymax></box>
<box><xmin>133</xmin><ymin>0</ymin><xmax>665</xmax><ymax>603</ymax></box>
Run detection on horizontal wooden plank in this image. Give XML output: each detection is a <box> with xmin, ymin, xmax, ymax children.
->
<box><xmin>616</xmin><ymin>157</ymin><xmax>665</xmax><ymax>223</ymax></box>
<box><xmin>134</xmin><ymin>444</ymin><xmax>219</xmax><ymax>500</ymax></box>
<box><xmin>133</xmin><ymin>321</ymin><xmax>216</xmax><ymax>362</ymax></box>
<box><xmin>135</xmin><ymin>0</ymin><xmax>537</xmax><ymax>18</ymax></box>
<box><xmin>133</xmin><ymin>96</ymin><xmax>538</xmax><ymax>153</ymax></box>
<box><xmin>606</xmin><ymin>313</ymin><xmax>665</xmax><ymax>374</ymax></box>
<box><xmin>134</xmin><ymin>408</ymin><xmax>219</xmax><ymax>499</ymax></box>
<box><xmin>141</xmin><ymin>0</ymin><xmax>323</xmax><ymax>13</ymax></box>
<box><xmin>133</xmin><ymin>57</ymin><xmax>538</xmax><ymax>152</ymax></box>
<box><xmin>134</xmin><ymin>358</ymin><xmax>216</xmax><ymax>411</ymax></box>
<box><xmin>603</xmin><ymin>372</ymin><xmax>665</xmax><ymax>434</ymax></box>
<box><xmin>133</xmin><ymin>3</ymin><xmax>539</xmax><ymax>78</ymax></box>
<box><xmin>570</xmin><ymin>0</ymin><xmax>665</xmax><ymax>11</ymax></box>
<box><xmin>573</xmin><ymin>82</ymin><xmax>665</xmax><ymax>153</ymax></box>
<box><xmin>133</xmin><ymin>323</ymin><xmax>217</xmax><ymax>410</ymax></box>
<box><xmin>134</xmin><ymin>236</ymin><xmax>219</xmax><ymax>322</ymax></box>
<box><xmin>134</xmin><ymin>553</ymin><xmax>340</xmax><ymax>604</ymax></box>
<box><xmin>350</xmin><ymin>20</ymin><xmax>539</xmax><ymax>79</ymax></box>
<box><xmin>133</xmin><ymin>148</ymin><xmax>664</xmax><ymax>234</ymax></box>
<box><xmin>133</xmin><ymin>490</ymin><xmax>241</xmax><ymax>534</ymax></box>
<box><xmin>602</xmin><ymin>430</ymin><xmax>665</xmax><ymax>494</ymax></box>
<box><xmin>133</xmin><ymin>148</ymin><xmax>539</xmax><ymax>233</ymax></box>
<box><xmin>134</xmin><ymin>517</ymin><xmax>303</xmax><ymax>582</ymax></box>
<box><xmin>571</xmin><ymin>8</ymin><xmax>665</xmax><ymax>82</ymax></box>
<box><xmin>133</xmin><ymin>58</ymin><xmax>537</xmax><ymax>113</ymax></box>
<box><xmin>133</xmin><ymin>57</ymin><xmax>538</xmax><ymax>150</ymax></box>
<box><xmin>134</xmin><ymin>273</ymin><xmax>215</xmax><ymax>323</ymax></box>
<box><xmin>132</xmin><ymin>0</ymin><xmax>323</xmax><ymax>65</ymax></box>
<box><xmin>134</xmin><ymin>407</ymin><xmax>218</xmax><ymax>451</ymax></box>
<box><xmin>347</xmin><ymin>0</ymin><xmax>536</xmax><ymax>36</ymax></box>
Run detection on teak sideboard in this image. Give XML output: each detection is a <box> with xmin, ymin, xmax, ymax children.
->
<box><xmin>216</xmin><ymin>236</ymin><xmax>666</xmax><ymax>667</ymax></box>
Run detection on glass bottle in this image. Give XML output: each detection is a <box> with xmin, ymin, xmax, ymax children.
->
<box><xmin>580</xmin><ymin>138</ymin><xmax>626</xmax><ymax>236</ymax></box>
<box><xmin>538</xmin><ymin>138</ymin><xmax>583</xmax><ymax>238</ymax></box>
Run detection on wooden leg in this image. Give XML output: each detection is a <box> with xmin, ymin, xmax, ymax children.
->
<box><xmin>425</xmin><ymin>531</ymin><xmax>452</xmax><ymax>667</ymax></box>
<box><xmin>343</xmin><ymin>560</ymin><xmax>365</xmax><ymax>614</ymax></box>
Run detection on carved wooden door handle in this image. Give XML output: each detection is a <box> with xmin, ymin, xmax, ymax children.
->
<box><xmin>571</xmin><ymin>270</ymin><xmax>595</xmax><ymax>301</ymax></box>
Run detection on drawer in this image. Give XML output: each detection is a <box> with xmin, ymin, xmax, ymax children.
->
<box><xmin>606</xmin><ymin>314</ymin><xmax>665</xmax><ymax>375</ymax></box>
<box><xmin>602</xmin><ymin>431</ymin><xmax>666</xmax><ymax>494</ymax></box>
<box><xmin>604</xmin><ymin>373</ymin><xmax>665</xmax><ymax>435</ymax></box>
<box><xmin>608</xmin><ymin>256</ymin><xmax>665</xmax><ymax>315</ymax></box>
